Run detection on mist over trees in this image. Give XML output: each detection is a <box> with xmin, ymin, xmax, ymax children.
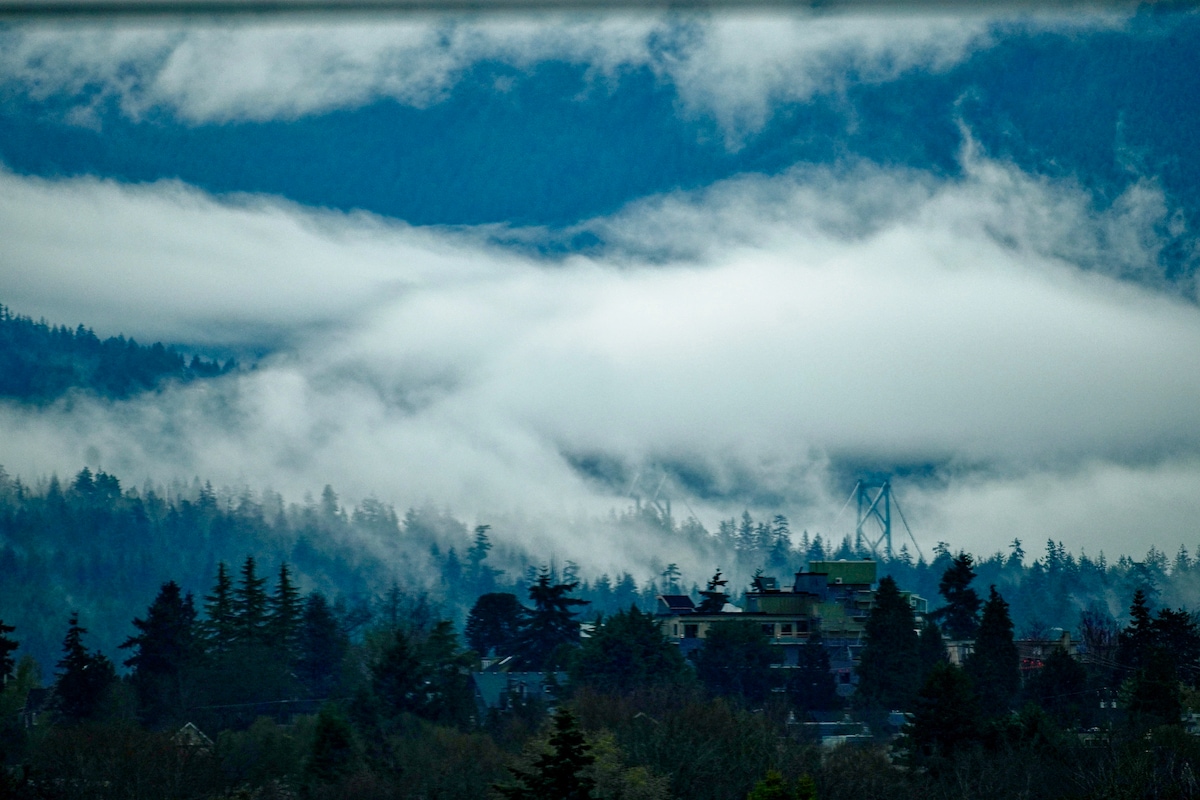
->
<box><xmin>4</xmin><ymin>459</ymin><xmax>1200</xmax><ymax>674</ymax></box>
<box><xmin>2</xmin><ymin>518</ymin><xmax>1200</xmax><ymax>798</ymax></box>
<box><xmin>0</xmin><ymin>304</ymin><xmax>232</xmax><ymax>403</ymax></box>
<box><xmin>3</xmin><ymin>459</ymin><xmax>1200</xmax><ymax>797</ymax></box>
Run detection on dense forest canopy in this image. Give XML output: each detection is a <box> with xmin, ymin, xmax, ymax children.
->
<box><xmin>1</xmin><ymin>460</ymin><xmax>1197</xmax><ymax>674</ymax></box>
<box><xmin>3</xmin><ymin>462</ymin><xmax>1200</xmax><ymax>799</ymax></box>
<box><xmin>0</xmin><ymin>304</ymin><xmax>232</xmax><ymax>403</ymax></box>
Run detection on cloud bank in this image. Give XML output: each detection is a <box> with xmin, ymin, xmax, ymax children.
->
<box><xmin>2</xmin><ymin>143</ymin><xmax>1199</xmax><ymax>565</ymax></box>
<box><xmin>0</xmin><ymin>12</ymin><xmax>997</xmax><ymax>137</ymax></box>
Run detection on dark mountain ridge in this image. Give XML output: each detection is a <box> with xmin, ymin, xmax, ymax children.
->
<box><xmin>0</xmin><ymin>303</ymin><xmax>234</xmax><ymax>404</ymax></box>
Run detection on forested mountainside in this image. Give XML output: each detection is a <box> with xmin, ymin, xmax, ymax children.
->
<box><xmin>0</xmin><ymin>304</ymin><xmax>232</xmax><ymax>402</ymax></box>
<box><xmin>3</xmin><ymin>467</ymin><xmax>1200</xmax><ymax>799</ymax></box>
<box><xmin>2</xmin><ymin>460</ymin><xmax>1198</xmax><ymax>675</ymax></box>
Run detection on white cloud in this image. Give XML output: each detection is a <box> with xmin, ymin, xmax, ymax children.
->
<box><xmin>0</xmin><ymin>12</ymin><xmax>999</xmax><ymax>134</ymax></box>
<box><xmin>1</xmin><ymin>151</ymin><xmax>1199</xmax><ymax>564</ymax></box>
<box><xmin>908</xmin><ymin>458</ymin><xmax>1200</xmax><ymax>564</ymax></box>
<box><xmin>0</xmin><ymin>170</ymin><xmax>513</xmax><ymax>346</ymax></box>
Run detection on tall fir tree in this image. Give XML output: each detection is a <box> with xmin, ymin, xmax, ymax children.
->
<box><xmin>465</xmin><ymin>592</ymin><xmax>523</xmax><ymax>658</ymax></box>
<box><xmin>513</xmin><ymin>569</ymin><xmax>589</xmax><ymax>670</ymax></box>
<box><xmin>787</xmin><ymin>629</ymin><xmax>841</xmax><ymax>714</ymax></box>
<box><xmin>419</xmin><ymin>620</ymin><xmax>477</xmax><ymax>727</ymax></box>
<box><xmin>266</xmin><ymin>562</ymin><xmax>303</xmax><ymax>658</ymax></box>
<box><xmin>203</xmin><ymin>562</ymin><xmax>237</xmax><ymax>655</ymax></box>
<box><xmin>1116</xmin><ymin>589</ymin><xmax>1157</xmax><ymax>680</ymax></box>
<box><xmin>692</xmin><ymin>621</ymin><xmax>781</xmax><ymax>705</ymax></box>
<box><xmin>855</xmin><ymin>576</ymin><xmax>919</xmax><ymax>714</ymax></box>
<box><xmin>1126</xmin><ymin>647</ymin><xmax>1183</xmax><ymax>732</ymax></box>
<box><xmin>466</xmin><ymin>524</ymin><xmax>498</xmax><ymax>594</ymax></box>
<box><xmin>917</xmin><ymin>618</ymin><xmax>949</xmax><ymax>687</ymax></box>
<box><xmin>901</xmin><ymin>661</ymin><xmax>981</xmax><ymax>770</ymax></box>
<box><xmin>296</xmin><ymin>592</ymin><xmax>348</xmax><ymax>699</ymax></box>
<box><xmin>965</xmin><ymin>585</ymin><xmax>1019</xmax><ymax>719</ymax></box>
<box><xmin>120</xmin><ymin>581</ymin><xmax>199</xmax><ymax>726</ymax></box>
<box><xmin>935</xmin><ymin>552</ymin><xmax>981</xmax><ymax>639</ymax></box>
<box><xmin>1023</xmin><ymin>646</ymin><xmax>1089</xmax><ymax>728</ymax></box>
<box><xmin>371</xmin><ymin>627</ymin><xmax>427</xmax><ymax>718</ymax></box>
<box><xmin>1152</xmin><ymin>607</ymin><xmax>1200</xmax><ymax>686</ymax></box>
<box><xmin>695</xmin><ymin>570</ymin><xmax>730</xmax><ymax>614</ymax></box>
<box><xmin>53</xmin><ymin>612</ymin><xmax>116</xmax><ymax>723</ymax></box>
<box><xmin>569</xmin><ymin>606</ymin><xmax>690</xmax><ymax>696</ymax></box>
<box><xmin>233</xmin><ymin>556</ymin><xmax>269</xmax><ymax>645</ymax></box>
<box><xmin>495</xmin><ymin>707</ymin><xmax>595</xmax><ymax>800</ymax></box>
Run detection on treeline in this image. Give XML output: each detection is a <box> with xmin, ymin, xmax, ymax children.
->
<box><xmin>0</xmin><ymin>304</ymin><xmax>232</xmax><ymax>402</ymax></box>
<box><xmin>5</xmin><ymin>461</ymin><xmax>1200</xmax><ymax>672</ymax></box>
<box><xmin>710</xmin><ymin>514</ymin><xmax>1200</xmax><ymax>644</ymax></box>
<box><xmin>0</xmin><ymin>465</ymin><xmax>676</xmax><ymax>672</ymax></box>
<box><xmin>4</xmin><ymin>545</ymin><xmax>1200</xmax><ymax>798</ymax></box>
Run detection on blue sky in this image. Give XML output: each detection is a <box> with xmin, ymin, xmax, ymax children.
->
<box><xmin>1</xmin><ymin>9</ymin><xmax>1199</xmax><ymax>568</ymax></box>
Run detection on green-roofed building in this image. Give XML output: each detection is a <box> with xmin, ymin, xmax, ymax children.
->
<box><xmin>656</xmin><ymin>559</ymin><xmax>926</xmax><ymax>699</ymax></box>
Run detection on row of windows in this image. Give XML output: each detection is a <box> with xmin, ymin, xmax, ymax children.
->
<box><xmin>762</xmin><ymin>621</ymin><xmax>811</xmax><ymax>636</ymax></box>
<box><xmin>671</xmin><ymin>620</ymin><xmax>813</xmax><ymax>639</ymax></box>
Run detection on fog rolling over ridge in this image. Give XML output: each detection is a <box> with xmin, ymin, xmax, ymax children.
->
<box><xmin>2</xmin><ymin>11</ymin><xmax>1200</xmax><ymax>565</ymax></box>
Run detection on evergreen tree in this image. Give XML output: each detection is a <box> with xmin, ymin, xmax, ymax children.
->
<box><xmin>441</xmin><ymin>546</ymin><xmax>464</xmax><ymax>588</ymax></box>
<box><xmin>419</xmin><ymin>620</ymin><xmax>477</xmax><ymax>727</ymax></box>
<box><xmin>466</xmin><ymin>524</ymin><xmax>499</xmax><ymax>594</ymax></box>
<box><xmin>1126</xmin><ymin>647</ymin><xmax>1183</xmax><ymax>732</ymax></box>
<box><xmin>1117</xmin><ymin>588</ymin><xmax>1156</xmax><ymax>672</ymax></box>
<box><xmin>465</xmin><ymin>592</ymin><xmax>523</xmax><ymax>657</ymax></box>
<box><xmin>233</xmin><ymin>556</ymin><xmax>269</xmax><ymax>644</ymax></box>
<box><xmin>807</xmin><ymin>534</ymin><xmax>826</xmax><ymax>563</ymax></box>
<box><xmin>569</xmin><ymin>606</ymin><xmax>690</xmax><ymax>695</ymax></box>
<box><xmin>660</xmin><ymin>563</ymin><xmax>682</xmax><ymax>594</ymax></box>
<box><xmin>120</xmin><ymin>581</ymin><xmax>199</xmax><ymax>726</ymax></box>
<box><xmin>495</xmin><ymin>707</ymin><xmax>595</xmax><ymax>800</ymax></box>
<box><xmin>1151</xmin><ymin>606</ymin><xmax>1200</xmax><ymax>686</ymax></box>
<box><xmin>695</xmin><ymin>570</ymin><xmax>730</xmax><ymax>614</ymax></box>
<box><xmin>0</xmin><ymin>619</ymin><xmax>16</xmax><ymax>685</ymax></box>
<box><xmin>768</xmin><ymin>515</ymin><xmax>793</xmax><ymax>575</ymax></box>
<box><xmin>266</xmin><ymin>562</ymin><xmax>303</xmax><ymax>658</ymax></box>
<box><xmin>52</xmin><ymin>612</ymin><xmax>116</xmax><ymax>723</ymax></box>
<box><xmin>372</xmin><ymin>627</ymin><xmax>428</xmax><ymax>717</ymax></box>
<box><xmin>320</xmin><ymin>485</ymin><xmax>343</xmax><ymax>525</ymax></box>
<box><xmin>691</xmin><ymin>621</ymin><xmax>781</xmax><ymax>705</ymax></box>
<box><xmin>1023</xmin><ymin>646</ymin><xmax>1088</xmax><ymax>728</ymax></box>
<box><xmin>787</xmin><ymin>629</ymin><xmax>840</xmax><ymax>714</ymax></box>
<box><xmin>855</xmin><ymin>576</ymin><xmax>919</xmax><ymax>713</ymax></box>
<box><xmin>901</xmin><ymin>661</ymin><xmax>981</xmax><ymax>769</ymax></box>
<box><xmin>965</xmin><ymin>585</ymin><xmax>1019</xmax><ymax>719</ymax></box>
<box><xmin>935</xmin><ymin>552</ymin><xmax>981</xmax><ymax>639</ymax></box>
<box><xmin>202</xmin><ymin>562</ymin><xmax>237</xmax><ymax>655</ymax></box>
<box><xmin>737</xmin><ymin>511</ymin><xmax>755</xmax><ymax>553</ymax></box>
<box><xmin>514</xmin><ymin>569</ymin><xmax>590</xmax><ymax>670</ymax></box>
<box><xmin>297</xmin><ymin>592</ymin><xmax>348</xmax><ymax>698</ymax></box>
<box><xmin>917</xmin><ymin>618</ymin><xmax>948</xmax><ymax>686</ymax></box>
